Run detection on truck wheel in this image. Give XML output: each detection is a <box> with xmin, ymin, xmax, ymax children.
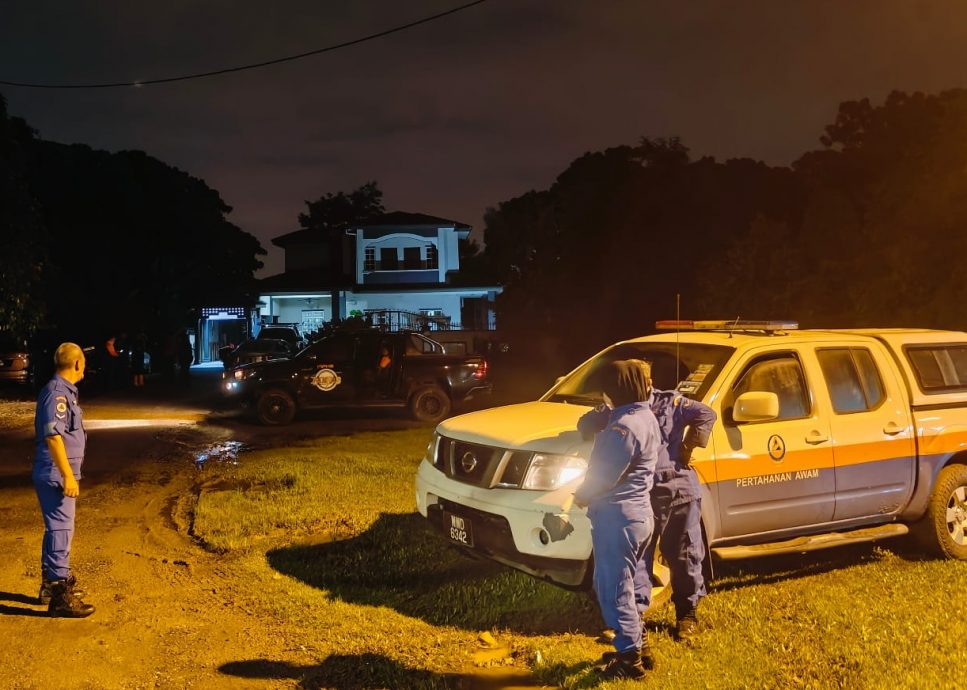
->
<box><xmin>916</xmin><ymin>463</ymin><xmax>967</xmax><ymax>559</ymax></box>
<box><xmin>257</xmin><ymin>389</ymin><xmax>296</xmax><ymax>426</ymax></box>
<box><xmin>409</xmin><ymin>385</ymin><xmax>451</xmax><ymax>423</ymax></box>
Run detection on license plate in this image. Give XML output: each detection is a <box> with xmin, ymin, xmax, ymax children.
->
<box><xmin>444</xmin><ymin>511</ymin><xmax>474</xmax><ymax>547</ymax></box>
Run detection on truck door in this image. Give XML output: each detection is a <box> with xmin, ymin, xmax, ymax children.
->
<box><xmin>298</xmin><ymin>334</ymin><xmax>356</xmax><ymax>405</ymax></box>
<box><xmin>712</xmin><ymin>349</ymin><xmax>836</xmax><ymax>537</ymax></box>
<box><xmin>815</xmin><ymin>346</ymin><xmax>916</xmax><ymax>521</ymax></box>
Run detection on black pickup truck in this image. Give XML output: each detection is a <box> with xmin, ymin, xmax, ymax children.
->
<box><xmin>223</xmin><ymin>330</ymin><xmax>491</xmax><ymax>425</ymax></box>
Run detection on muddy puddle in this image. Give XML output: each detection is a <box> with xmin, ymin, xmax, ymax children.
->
<box><xmin>193</xmin><ymin>440</ymin><xmax>249</xmax><ymax>469</ymax></box>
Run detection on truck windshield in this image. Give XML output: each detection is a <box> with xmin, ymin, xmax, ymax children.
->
<box><xmin>544</xmin><ymin>342</ymin><xmax>735</xmax><ymax>405</ymax></box>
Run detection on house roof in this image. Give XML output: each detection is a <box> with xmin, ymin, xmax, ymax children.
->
<box><xmin>352</xmin><ymin>211</ymin><xmax>471</xmax><ymax>231</ymax></box>
<box><xmin>271</xmin><ymin>211</ymin><xmax>471</xmax><ymax>247</ymax></box>
<box><xmin>257</xmin><ymin>268</ymin><xmax>349</xmax><ymax>293</ymax></box>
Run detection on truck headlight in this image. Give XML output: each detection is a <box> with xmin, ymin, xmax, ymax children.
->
<box><xmin>233</xmin><ymin>368</ymin><xmax>257</xmax><ymax>381</ymax></box>
<box><xmin>426</xmin><ymin>433</ymin><xmax>440</xmax><ymax>464</ymax></box>
<box><xmin>521</xmin><ymin>454</ymin><xmax>588</xmax><ymax>490</ymax></box>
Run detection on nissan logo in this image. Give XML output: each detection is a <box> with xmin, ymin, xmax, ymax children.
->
<box><xmin>460</xmin><ymin>451</ymin><xmax>478</xmax><ymax>473</ymax></box>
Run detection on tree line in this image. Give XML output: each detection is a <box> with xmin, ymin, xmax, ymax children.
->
<box><xmin>4</xmin><ymin>89</ymin><xmax>967</xmax><ymax>369</ymax></box>
<box><xmin>479</xmin><ymin>90</ymin><xmax>967</xmax><ymax>365</ymax></box>
<box><xmin>0</xmin><ymin>94</ymin><xmax>265</xmax><ymax>346</ymax></box>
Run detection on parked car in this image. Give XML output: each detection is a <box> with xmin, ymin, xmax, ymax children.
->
<box><xmin>221</xmin><ymin>338</ymin><xmax>294</xmax><ymax>370</ymax></box>
<box><xmin>0</xmin><ymin>333</ymin><xmax>31</xmax><ymax>385</ymax></box>
<box><xmin>256</xmin><ymin>325</ymin><xmax>304</xmax><ymax>350</ymax></box>
<box><xmin>415</xmin><ymin>320</ymin><xmax>967</xmax><ymax>601</ymax></box>
<box><xmin>224</xmin><ymin>330</ymin><xmax>490</xmax><ymax>425</ymax></box>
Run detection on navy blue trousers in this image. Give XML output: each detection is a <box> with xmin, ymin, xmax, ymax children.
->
<box><xmin>590</xmin><ymin>504</ymin><xmax>653</xmax><ymax>654</ymax></box>
<box><xmin>635</xmin><ymin>496</ymin><xmax>706</xmax><ymax>619</ymax></box>
<box><xmin>34</xmin><ymin>479</ymin><xmax>75</xmax><ymax>581</ymax></box>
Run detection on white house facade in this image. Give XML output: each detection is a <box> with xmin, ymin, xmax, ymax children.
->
<box><xmin>255</xmin><ymin>211</ymin><xmax>500</xmax><ymax>341</ymax></box>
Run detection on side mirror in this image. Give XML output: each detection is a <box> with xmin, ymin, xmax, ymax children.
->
<box><xmin>733</xmin><ymin>391</ymin><xmax>779</xmax><ymax>423</ymax></box>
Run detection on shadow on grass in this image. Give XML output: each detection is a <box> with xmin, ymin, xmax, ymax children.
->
<box><xmin>267</xmin><ymin>513</ymin><xmax>599</xmax><ymax>635</ymax></box>
<box><xmin>220</xmin><ymin>654</ymin><xmax>459</xmax><ymax>689</ymax></box>
<box><xmin>710</xmin><ymin>538</ymin><xmax>925</xmax><ymax>594</ymax></box>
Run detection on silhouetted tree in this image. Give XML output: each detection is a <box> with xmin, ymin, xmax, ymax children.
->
<box><xmin>0</xmin><ymin>95</ymin><xmax>47</xmax><ymax>340</ymax></box>
<box><xmin>483</xmin><ymin>138</ymin><xmax>796</xmax><ymax>363</ymax></box>
<box><xmin>25</xmin><ymin>135</ymin><xmax>266</xmax><ymax>342</ymax></box>
<box><xmin>701</xmin><ymin>89</ymin><xmax>967</xmax><ymax>329</ymax></box>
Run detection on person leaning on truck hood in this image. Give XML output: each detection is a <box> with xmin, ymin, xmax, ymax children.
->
<box><xmin>579</xmin><ymin>359</ymin><xmax>717</xmax><ymax>642</ymax></box>
<box><xmin>571</xmin><ymin>360</ymin><xmax>662</xmax><ymax>680</ymax></box>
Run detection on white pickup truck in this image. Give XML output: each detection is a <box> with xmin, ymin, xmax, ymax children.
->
<box><xmin>415</xmin><ymin>322</ymin><xmax>967</xmax><ymax>595</ymax></box>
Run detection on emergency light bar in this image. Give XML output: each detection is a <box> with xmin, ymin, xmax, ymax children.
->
<box><xmin>656</xmin><ymin>320</ymin><xmax>799</xmax><ymax>332</ymax></box>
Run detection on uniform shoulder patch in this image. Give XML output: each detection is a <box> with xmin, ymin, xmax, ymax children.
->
<box><xmin>56</xmin><ymin>402</ymin><xmax>67</xmax><ymax>413</ymax></box>
<box><xmin>55</xmin><ymin>396</ymin><xmax>67</xmax><ymax>401</ymax></box>
<box><xmin>610</xmin><ymin>425</ymin><xmax>628</xmax><ymax>437</ymax></box>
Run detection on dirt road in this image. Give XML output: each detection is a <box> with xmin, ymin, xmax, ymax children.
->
<box><xmin>0</xmin><ymin>395</ymin><xmax>305</xmax><ymax>689</ymax></box>
<box><xmin>0</xmin><ymin>382</ymin><xmax>539</xmax><ymax>690</ymax></box>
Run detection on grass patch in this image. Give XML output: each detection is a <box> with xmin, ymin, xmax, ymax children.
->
<box><xmin>192</xmin><ymin>429</ymin><xmax>434</xmax><ymax>551</ymax></box>
<box><xmin>194</xmin><ymin>429</ymin><xmax>967</xmax><ymax>688</ymax></box>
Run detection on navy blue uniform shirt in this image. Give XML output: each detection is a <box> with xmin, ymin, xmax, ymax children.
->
<box><xmin>33</xmin><ymin>375</ymin><xmax>86</xmax><ymax>482</ymax></box>
<box><xmin>574</xmin><ymin>401</ymin><xmax>661</xmax><ymax>510</ymax></box>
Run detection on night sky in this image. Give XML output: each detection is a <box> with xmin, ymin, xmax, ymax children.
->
<box><xmin>3</xmin><ymin>0</ymin><xmax>967</xmax><ymax>276</ymax></box>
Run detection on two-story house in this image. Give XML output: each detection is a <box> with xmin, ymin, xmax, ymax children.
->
<box><xmin>254</xmin><ymin>211</ymin><xmax>500</xmax><ymax>347</ymax></box>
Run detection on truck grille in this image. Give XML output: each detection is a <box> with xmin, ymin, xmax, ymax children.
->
<box><xmin>435</xmin><ymin>436</ymin><xmax>529</xmax><ymax>488</ymax></box>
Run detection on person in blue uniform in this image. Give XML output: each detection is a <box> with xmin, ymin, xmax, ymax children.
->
<box><xmin>636</xmin><ymin>370</ymin><xmax>716</xmax><ymax>640</ymax></box>
<box><xmin>579</xmin><ymin>359</ymin><xmax>716</xmax><ymax>642</ymax></box>
<box><xmin>572</xmin><ymin>360</ymin><xmax>661</xmax><ymax>680</ymax></box>
<box><xmin>34</xmin><ymin>342</ymin><xmax>95</xmax><ymax>617</ymax></box>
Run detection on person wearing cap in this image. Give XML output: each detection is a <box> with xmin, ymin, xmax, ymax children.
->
<box><xmin>572</xmin><ymin>360</ymin><xmax>661</xmax><ymax>680</ymax></box>
<box><xmin>33</xmin><ymin>342</ymin><xmax>95</xmax><ymax>617</ymax></box>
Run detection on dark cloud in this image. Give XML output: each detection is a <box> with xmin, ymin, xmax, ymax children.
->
<box><xmin>3</xmin><ymin>0</ymin><xmax>967</xmax><ymax>276</ymax></box>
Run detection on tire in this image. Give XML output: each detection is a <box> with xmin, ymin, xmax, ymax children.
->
<box><xmin>409</xmin><ymin>385</ymin><xmax>451</xmax><ymax>423</ymax></box>
<box><xmin>256</xmin><ymin>388</ymin><xmax>297</xmax><ymax>426</ymax></box>
<box><xmin>915</xmin><ymin>463</ymin><xmax>967</xmax><ymax>559</ymax></box>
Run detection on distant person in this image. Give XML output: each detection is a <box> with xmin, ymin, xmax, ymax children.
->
<box><xmin>131</xmin><ymin>332</ymin><xmax>147</xmax><ymax>389</ymax></box>
<box><xmin>160</xmin><ymin>332</ymin><xmax>176</xmax><ymax>384</ymax></box>
<box><xmin>34</xmin><ymin>343</ymin><xmax>95</xmax><ymax>617</ymax></box>
<box><xmin>378</xmin><ymin>345</ymin><xmax>392</xmax><ymax>370</ymax></box>
<box><xmin>177</xmin><ymin>331</ymin><xmax>193</xmax><ymax>385</ymax></box>
<box><xmin>103</xmin><ymin>335</ymin><xmax>121</xmax><ymax>390</ymax></box>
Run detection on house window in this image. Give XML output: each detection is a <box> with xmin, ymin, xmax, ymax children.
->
<box><xmin>380</xmin><ymin>247</ymin><xmax>399</xmax><ymax>270</ymax></box>
<box><xmin>403</xmin><ymin>246</ymin><xmax>422</xmax><ymax>270</ymax></box>
<box><xmin>426</xmin><ymin>244</ymin><xmax>439</xmax><ymax>269</ymax></box>
<box><xmin>420</xmin><ymin>308</ymin><xmax>444</xmax><ymax>316</ymax></box>
<box><xmin>364</xmin><ymin>247</ymin><xmax>375</xmax><ymax>272</ymax></box>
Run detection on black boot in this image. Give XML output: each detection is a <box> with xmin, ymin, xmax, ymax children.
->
<box><xmin>598</xmin><ymin>649</ymin><xmax>647</xmax><ymax>680</ymax></box>
<box><xmin>676</xmin><ymin>608</ymin><xmax>700</xmax><ymax>642</ymax></box>
<box><xmin>39</xmin><ymin>572</ymin><xmax>81</xmax><ymax>605</ymax></box>
<box><xmin>601</xmin><ymin>640</ymin><xmax>655</xmax><ymax>671</ymax></box>
<box><xmin>47</xmin><ymin>579</ymin><xmax>94</xmax><ymax>618</ymax></box>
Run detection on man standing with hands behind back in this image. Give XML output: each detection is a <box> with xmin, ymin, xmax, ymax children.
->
<box><xmin>34</xmin><ymin>342</ymin><xmax>95</xmax><ymax>617</ymax></box>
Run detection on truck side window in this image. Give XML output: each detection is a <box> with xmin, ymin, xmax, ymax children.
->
<box><xmin>732</xmin><ymin>354</ymin><xmax>810</xmax><ymax>420</ymax></box>
<box><xmin>817</xmin><ymin>348</ymin><xmax>884</xmax><ymax>413</ymax></box>
<box><xmin>310</xmin><ymin>336</ymin><xmax>353</xmax><ymax>361</ymax></box>
<box><xmin>907</xmin><ymin>345</ymin><xmax>967</xmax><ymax>392</ymax></box>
